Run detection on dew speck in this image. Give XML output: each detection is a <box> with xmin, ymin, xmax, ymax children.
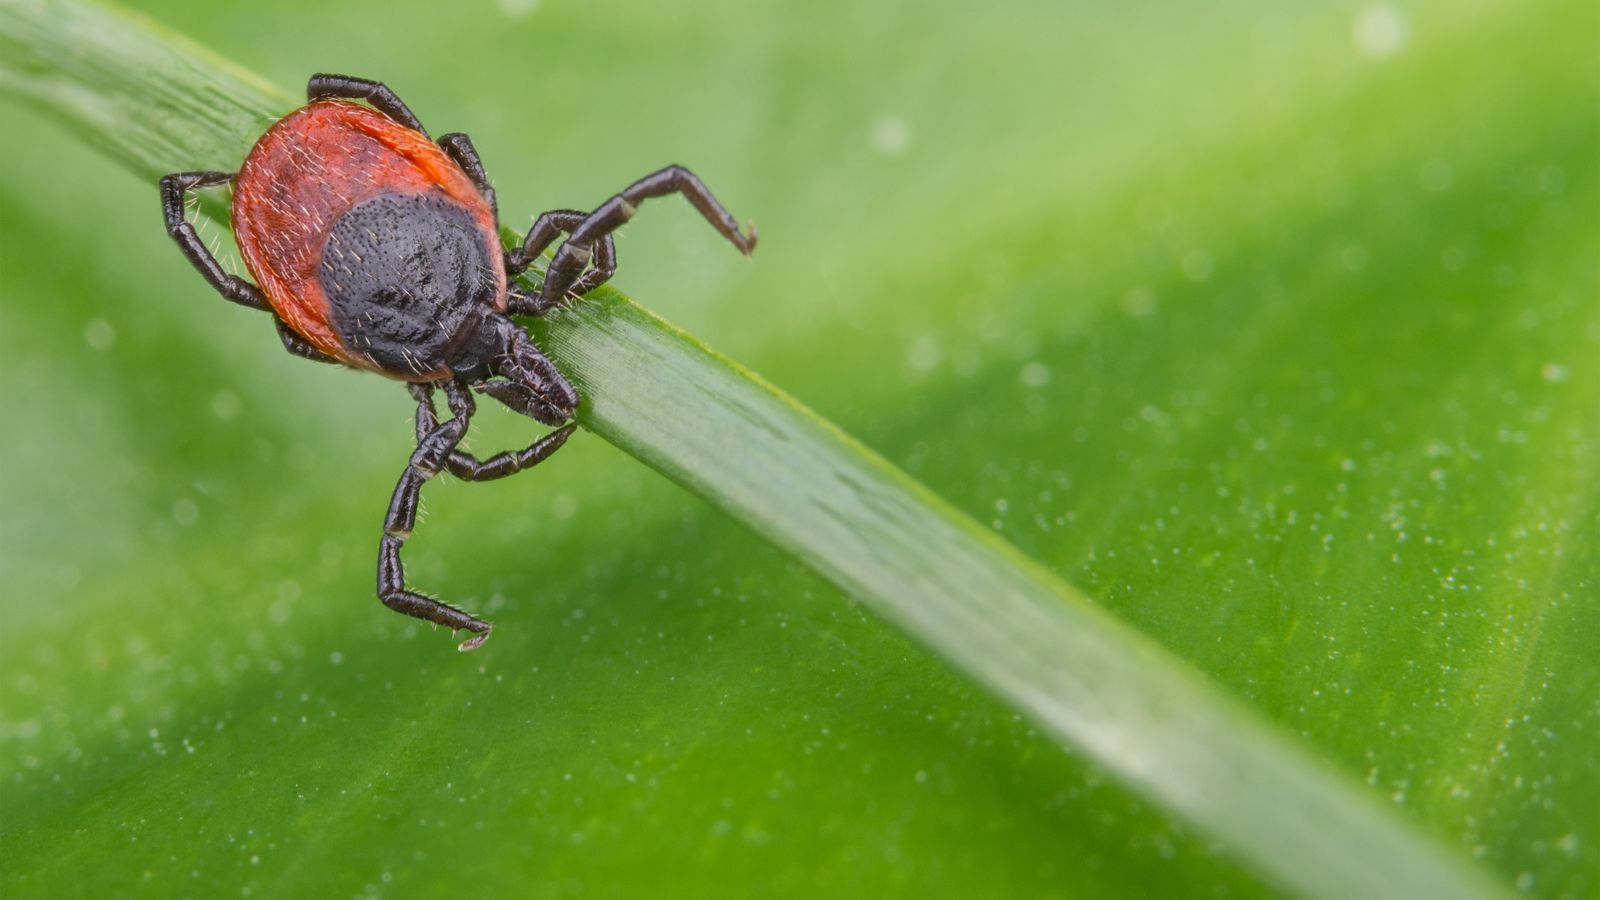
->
<box><xmin>1122</xmin><ymin>287</ymin><xmax>1156</xmax><ymax>317</ymax></box>
<box><xmin>1540</xmin><ymin>363</ymin><xmax>1568</xmax><ymax>383</ymax></box>
<box><xmin>870</xmin><ymin>115</ymin><xmax>912</xmax><ymax>157</ymax></box>
<box><xmin>1019</xmin><ymin>362</ymin><xmax>1051</xmax><ymax>387</ymax></box>
<box><xmin>552</xmin><ymin>494</ymin><xmax>578</xmax><ymax>520</ymax></box>
<box><xmin>84</xmin><ymin>318</ymin><xmax>116</xmax><ymax>351</ymax></box>
<box><xmin>172</xmin><ymin>497</ymin><xmax>199</xmax><ymax>527</ymax></box>
<box><xmin>496</xmin><ymin>0</ymin><xmax>539</xmax><ymax>16</ymax></box>
<box><xmin>1352</xmin><ymin>5</ymin><xmax>1407</xmax><ymax>59</ymax></box>
<box><xmin>1180</xmin><ymin>250</ymin><xmax>1213</xmax><ymax>282</ymax></box>
<box><xmin>906</xmin><ymin>335</ymin><xmax>942</xmax><ymax>374</ymax></box>
<box><xmin>211</xmin><ymin>390</ymin><xmax>242</xmax><ymax>420</ymax></box>
<box><xmin>1339</xmin><ymin>244</ymin><xmax>1369</xmax><ymax>272</ymax></box>
<box><xmin>1536</xmin><ymin>166</ymin><xmax>1567</xmax><ymax>194</ymax></box>
<box><xmin>1419</xmin><ymin>159</ymin><xmax>1453</xmax><ymax>192</ymax></box>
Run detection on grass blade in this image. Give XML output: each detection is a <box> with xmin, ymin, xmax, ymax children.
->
<box><xmin>0</xmin><ymin>1</ymin><xmax>1511</xmax><ymax>897</ymax></box>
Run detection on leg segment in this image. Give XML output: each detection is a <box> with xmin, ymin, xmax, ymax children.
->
<box><xmin>276</xmin><ymin>318</ymin><xmax>342</xmax><ymax>365</ymax></box>
<box><xmin>378</xmin><ymin>383</ymin><xmax>491</xmax><ymax>650</ymax></box>
<box><xmin>437</xmin><ymin>132</ymin><xmax>497</xmax><ymax>219</ymax></box>
<box><xmin>471</xmin><ymin>327</ymin><xmax>578</xmax><ymax>425</ymax></box>
<box><xmin>410</xmin><ymin>383</ymin><xmax>576</xmax><ymax>481</ymax></box>
<box><xmin>160</xmin><ymin>172</ymin><xmax>269</xmax><ymax>310</ymax></box>
<box><xmin>307</xmin><ymin>73</ymin><xmax>429</xmax><ymax>137</ymax></box>
<box><xmin>527</xmin><ymin>165</ymin><xmax>757</xmax><ymax>314</ymax></box>
<box><xmin>505</xmin><ymin>210</ymin><xmax>617</xmax><ymax>312</ymax></box>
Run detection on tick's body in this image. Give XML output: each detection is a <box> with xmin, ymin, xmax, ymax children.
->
<box><xmin>160</xmin><ymin>74</ymin><xmax>756</xmax><ymax>650</ymax></box>
<box><xmin>233</xmin><ymin>101</ymin><xmax>505</xmax><ymax>377</ymax></box>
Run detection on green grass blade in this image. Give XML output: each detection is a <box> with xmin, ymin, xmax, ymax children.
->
<box><xmin>0</xmin><ymin>1</ymin><xmax>1512</xmax><ymax>897</ymax></box>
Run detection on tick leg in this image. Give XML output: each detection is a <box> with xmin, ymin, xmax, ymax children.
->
<box><xmin>437</xmin><ymin>132</ymin><xmax>497</xmax><ymax>219</ymax></box>
<box><xmin>471</xmin><ymin>329</ymin><xmax>578</xmax><ymax>425</ymax></box>
<box><xmin>528</xmin><ymin>165</ymin><xmax>757</xmax><ymax>314</ymax></box>
<box><xmin>378</xmin><ymin>384</ymin><xmax>491</xmax><ymax>650</ymax></box>
<box><xmin>276</xmin><ymin>318</ymin><xmax>342</xmax><ymax>365</ymax></box>
<box><xmin>505</xmin><ymin>210</ymin><xmax>617</xmax><ymax>312</ymax></box>
<box><xmin>160</xmin><ymin>171</ymin><xmax>269</xmax><ymax>311</ymax></box>
<box><xmin>307</xmin><ymin>73</ymin><xmax>429</xmax><ymax>138</ymax></box>
<box><xmin>410</xmin><ymin>383</ymin><xmax>575</xmax><ymax>481</ymax></box>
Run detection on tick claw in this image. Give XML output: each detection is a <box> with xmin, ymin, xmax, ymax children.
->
<box><xmin>458</xmin><ymin>627</ymin><xmax>491</xmax><ymax>652</ymax></box>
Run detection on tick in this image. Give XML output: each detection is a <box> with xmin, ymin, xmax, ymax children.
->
<box><xmin>160</xmin><ymin>73</ymin><xmax>756</xmax><ymax>650</ymax></box>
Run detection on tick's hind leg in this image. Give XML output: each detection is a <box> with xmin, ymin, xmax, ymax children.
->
<box><xmin>527</xmin><ymin>165</ymin><xmax>756</xmax><ymax>314</ymax></box>
<box><xmin>160</xmin><ymin>171</ymin><xmax>269</xmax><ymax>310</ymax></box>
<box><xmin>378</xmin><ymin>384</ymin><xmax>491</xmax><ymax>650</ymax></box>
<box><xmin>308</xmin><ymin>73</ymin><xmax>429</xmax><ymax>137</ymax></box>
<box><xmin>276</xmin><ymin>319</ymin><xmax>342</xmax><ymax>365</ymax></box>
<box><xmin>410</xmin><ymin>383</ymin><xmax>575</xmax><ymax>481</ymax></box>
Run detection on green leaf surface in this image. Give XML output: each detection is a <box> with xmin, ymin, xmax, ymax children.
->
<box><xmin>2</xmin><ymin>0</ymin><xmax>1595</xmax><ymax>898</ymax></box>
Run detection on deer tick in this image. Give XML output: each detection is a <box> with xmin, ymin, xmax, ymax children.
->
<box><xmin>160</xmin><ymin>74</ymin><xmax>756</xmax><ymax>650</ymax></box>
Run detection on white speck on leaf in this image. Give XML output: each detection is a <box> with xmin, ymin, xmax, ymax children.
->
<box><xmin>1353</xmin><ymin>5</ymin><xmax>1407</xmax><ymax>59</ymax></box>
<box><xmin>871</xmin><ymin>116</ymin><xmax>911</xmax><ymax>156</ymax></box>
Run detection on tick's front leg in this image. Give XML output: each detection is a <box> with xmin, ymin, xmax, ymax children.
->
<box><xmin>528</xmin><ymin>165</ymin><xmax>756</xmax><ymax>314</ymax></box>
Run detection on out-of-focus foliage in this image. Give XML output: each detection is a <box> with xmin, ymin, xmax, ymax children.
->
<box><xmin>1</xmin><ymin>0</ymin><xmax>1594</xmax><ymax>897</ymax></box>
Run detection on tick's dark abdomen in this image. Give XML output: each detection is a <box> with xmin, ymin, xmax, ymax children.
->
<box><xmin>318</xmin><ymin>191</ymin><xmax>498</xmax><ymax>376</ymax></box>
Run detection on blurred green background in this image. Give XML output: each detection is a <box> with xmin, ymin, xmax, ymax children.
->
<box><xmin>2</xmin><ymin>0</ymin><xmax>1596</xmax><ymax>897</ymax></box>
